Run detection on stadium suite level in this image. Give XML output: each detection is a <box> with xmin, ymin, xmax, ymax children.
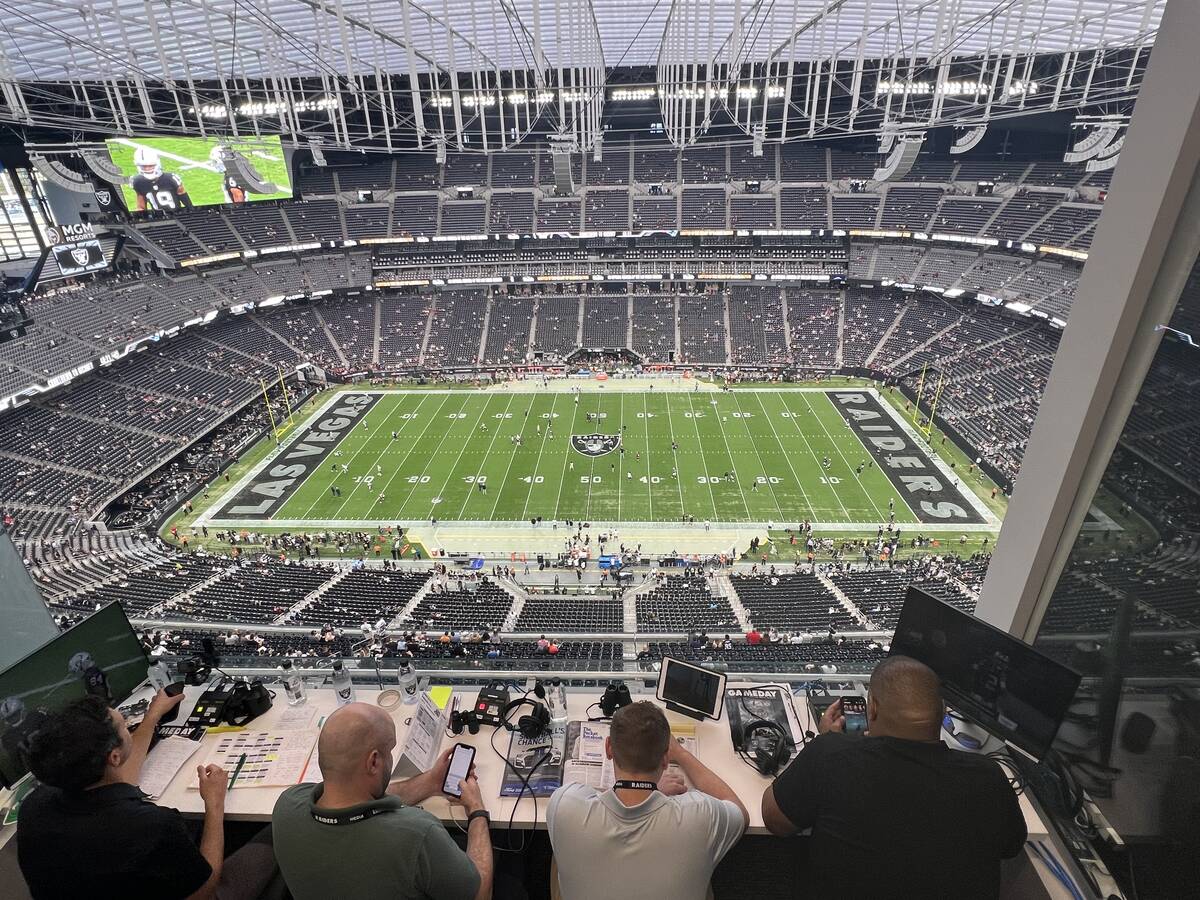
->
<box><xmin>186</xmin><ymin>384</ymin><xmax>998</xmax><ymax>536</ymax></box>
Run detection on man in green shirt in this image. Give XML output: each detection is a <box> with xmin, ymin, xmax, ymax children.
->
<box><xmin>273</xmin><ymin>703</ymin><xmax>491</xmax><ymax>900</ymax></box>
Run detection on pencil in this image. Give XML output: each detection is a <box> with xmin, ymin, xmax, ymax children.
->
<box><xmin>228</xmin><ymin>752</ymin><xmax>247</xmax><ymax>790</ymax></box>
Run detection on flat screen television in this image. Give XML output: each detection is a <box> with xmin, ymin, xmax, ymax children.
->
<box><xmin>0</xmin><ymin>603</ymin><xmax>148</xmax><ymax>787</ymax></box>
<box><xmin>890</xmin><ymin>587</ymin><xmax>1082</xmax><ymax>760</ymax></box>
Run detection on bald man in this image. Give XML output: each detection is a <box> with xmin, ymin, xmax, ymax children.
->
<box><xmin>761</xmin><ymin>656</ymin><xmax>1025</xmax><ymax>899</ymax></box>
<box><xmin>272</xmin><ymin>703</ymin><xmax>491</xmax><ymax>900</ymax></box>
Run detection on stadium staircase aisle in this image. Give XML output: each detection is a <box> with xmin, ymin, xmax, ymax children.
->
<box><xmin>816</xmin><ymin>572</ymin><xmax>873</xmax><ymax>629</ymax></box>
<box><xmin>834</xmin><ymin>297</ymin><xmax>845</xmax><ymax>368</ymax></box>
<box><xmin>312</xmin><ymin>307</ymin><xmax>351</xmax><ymax>369</ymax></box>
<box><xmin>713</xmin><ymin>574</ymin><xmax>752</xmax><ymax>632</ymax></box>
<box><xmin>622</xmin><ymin>586</ymin><xmax>638</xmax><ymax>633</ymax></box>
<box><xmin>143</xmin><ymin>564</ymin><xmax>227</xmax><ymax>619</ymax></box>
<box><xmin>477</xmin><ymin>295</ymin><xmax>494</xmax><ymax>364</ymax></box>
<box><xmin>275</xmin><ymin>566</ymin><xmax>351</xmax><ymax>624</ymax></box>
<box><xmin>386</xmin><ymin>575</ymin><xmax>437</xmax><ymax>630</ymax></box>
<box><xmin>371</xmin><ymin>297</ymin><xmax>382</xmax><ymax>365</ymax></box>
<box><xmin>888</xmin><ymin>314</ymin><xmax>965</xmax><ymax>370</ymax></box>
<box><xmin>864</xmin><ymin>305</ymin><xmax>908</xmax><ymax>368</ymax></box>
<box><xmin>497</xmin><ymin>578</ymin><xmax>526</xmax><ymax>631</ymax></box>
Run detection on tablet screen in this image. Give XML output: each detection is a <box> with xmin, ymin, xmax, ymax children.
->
<box><xmin>657</xmin><ymin>657</ymin><xmax>726</xmax><ymax>720</ymax></box>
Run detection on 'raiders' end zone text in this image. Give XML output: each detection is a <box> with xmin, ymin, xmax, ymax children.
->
<box><xmin>832</xmin><ymin>391</ymin><xmax>986</xmax><ymax>525</ymax></box>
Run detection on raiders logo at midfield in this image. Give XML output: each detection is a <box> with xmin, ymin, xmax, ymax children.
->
<box><xmin>571</xmin><ymin>433</ymin><xmax>621</xmax><ymax>457</ymax></box>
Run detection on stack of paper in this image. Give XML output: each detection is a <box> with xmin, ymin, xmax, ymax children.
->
<box><xmin>140</xmin><ymin>737</ymin><xmax>203</xmax><ymax>800</ymax></box>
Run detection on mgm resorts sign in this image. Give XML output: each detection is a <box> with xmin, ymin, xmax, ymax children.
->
<box><xmin>43</xmin><ymin>222</ymin><xmax>97</xmax><ymax>246</ymax></box>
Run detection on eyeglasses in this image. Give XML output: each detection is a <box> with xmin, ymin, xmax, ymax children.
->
<box><xmin>943</xmin><ymin>714</ymin><xmax>983</xmax><ymax>750</ymax></box>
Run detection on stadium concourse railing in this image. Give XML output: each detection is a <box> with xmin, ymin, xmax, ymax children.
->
<box><xmin>133</xmin><ymin>615</ymin><xmax>891</xmax><ymax>679</ymax></box>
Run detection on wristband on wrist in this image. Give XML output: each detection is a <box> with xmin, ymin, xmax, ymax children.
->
<box><xmin>467</xmin><ymin>809</ymin><xmax>491</xmax><ymax>825</ymax></box>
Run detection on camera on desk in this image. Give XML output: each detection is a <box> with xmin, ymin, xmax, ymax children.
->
<box><xmin>184</xmin><ymin>679</ymin><xmax>273</xmax><ymax>728</ymax></box>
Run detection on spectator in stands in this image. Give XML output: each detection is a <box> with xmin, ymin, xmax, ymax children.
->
<box><xmin>760</xmin><ymin>656</ymin><xmax>1025</xmax><ymax>898</ymax></box>
<box><xmin>272</xmin><ymin>703</ymin><xmax>491</xmax><ymax>900</ymax></box>
<box><xmin>17</xmin><ymin>690</ymin><xmax>279</xmax><ymax>900</ymax></box>
<box><xmin>548</xmin><ymin>702</ymin><xmax>747</xmax><ymax>900</ymax></box>
<box><xmin>745</xmin><ymin>626</ymin><xmax>763</xmax><ymax>645</ymax></box>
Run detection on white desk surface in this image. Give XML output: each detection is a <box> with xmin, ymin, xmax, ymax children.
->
<box><xmin>152</xmin><ymin>684</ymin><xmax>1050</xmax><ymax>840</ymax></box>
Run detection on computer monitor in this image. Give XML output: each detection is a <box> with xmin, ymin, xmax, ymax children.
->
<box><xmin>656</xmin><ymin>657</ymin><xmax>726</xmax><ymax>721</ymax></box>
<box><xmin>890</xmin><ymin>587</ymin><xmax>1082</xmax><ymax>761</ymax></box>
<box><xmin>0</xmin><ymin>603</ymin><xmax>148</xmax><ymax>787</ymax></box>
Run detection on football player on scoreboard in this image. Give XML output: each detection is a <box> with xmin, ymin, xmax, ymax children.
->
<box><xmin>129</xmin><ymin>146</ymin><xmax>192</xmax><ymax>211</ymax></box>
<box><xmin>210</xmin><ymin>144</ymin><xmax>248</xmax><ymax>203</ymax></box>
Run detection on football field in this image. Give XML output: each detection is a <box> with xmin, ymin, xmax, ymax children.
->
<box><xmin>202</xmin><ymin>387</ymin><xmax>997</xmax><ymax>531</ymax></box>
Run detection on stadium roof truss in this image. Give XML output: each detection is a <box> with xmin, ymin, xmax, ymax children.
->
<box><xmin>0</xmin><ymin>0</ymin><xmax>1163</xmax><ymax>151</ymax></box>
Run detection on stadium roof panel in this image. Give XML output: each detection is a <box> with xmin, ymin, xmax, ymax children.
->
<box><xmin>0</xmin><ymin>0</ymin><xmax>1162</xmax><ymax>82</ymax></box>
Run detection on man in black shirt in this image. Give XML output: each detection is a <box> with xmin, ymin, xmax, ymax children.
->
<box><xmin>17</xmin><ymin>691</ymin><xmax>275</xmax><ymax>900</ymax></box>
<box><xmin>761</xmin><ymin>655</ymin><xmax>1026</xmax><ymax>899</ymax></box>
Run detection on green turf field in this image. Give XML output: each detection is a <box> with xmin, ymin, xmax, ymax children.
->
<box><xmin>202</xmin><ymin>387</ymin><xmax>998</xmax><ymax>530</ymax></box>
<box><xmin>106</xmin><ymin>135</ymin><xmax>292</xmax><ymax>209</ymax></box>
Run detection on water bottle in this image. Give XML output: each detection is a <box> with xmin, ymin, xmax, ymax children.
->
<box><xmin>279</xmin><ymin>659</ymin><xmax>307</xmax><ymax>706</ymax></box>
<box><xmin>147</xmin><ymin>660</ymin><xmax>172</xmax><ymax>692</ymax></box>
<box><xmin>557</xmin><ymin>679</ymin><xmax>569</xmax><ymax>721</ymax></box>
<box><xmin>331</xmin><ymin>660</ymin><xmax>355</xmax><ymax>707</ymax></box>
<box><xmin>398</xmin><ymin>661</ymin><xmax>419</xmax><ymax>705</ymax></box>
<box><xmin>549</xmin><ymin>678</ymin><xmax>567</xmax><ymax>726</ymax></box>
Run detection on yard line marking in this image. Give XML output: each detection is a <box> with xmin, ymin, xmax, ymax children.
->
<box><xmin>340</xmin><ymin>394</ymin><xmax>451</xmax><ymax>517</ymax></box>
<box><xmin>688</xmin><ymin>392</ymin><xmax>751</xmax><ymax>521</ymax></box>
<box><xmin>642</xmin><ymin>393</ymin><xmax>655</xmax><ymax>520</ymax></box>
<box><xmin>616</xmin><ymin>393</ymin><xmax>623</xmax><ymax>521</ymax></box>
<box><xmin>661</xmin><ymin>393</ymin><xmax>689</xmax><ymax>514</ymax></box>
<box><xmin>801</xmin><ymin>392</ymin><xmax>887</xmax><ymax>523</ymax></box>
<box><xmin>752</xmin><ymin>391</ymin><xmax>815</xmax><ymax>516</ymax></box>
<box><xmin>585</xmin><ymin>393</ymin><xmax>603</xmax><ymax>521</ymax></box>
<box><xmin>419</xmin><ymin>394</ymin><xmax>506</xmax><ymax>520</ymax></box>
<box><xmin>729</xmin><ymin>392</ymin><xmax>785</xmax><ymax>521</ymax></box>
<box><xmin>484</xmin><ymin>395</ymin><xmax>532</xmax><ymax>520</ymax></box>
<box><xmin>311</xmin><ymin>394</ymin><xmax>427</xmax><ymax>519</ymax></box>
<box><xmin>774</xmin><ymin>392</ymin><xmax>853</xmax><ymax>521</ymax></box>
<box><xmin>520</xmin><ymin>394</ymin><xmax>557</xmax><ymax>521</ymax></box>
<box><xmin>390</xmin><ymin>396</ymin><xmax>473</xmax><ymax>517</ymax></box>
<box><xmin>455</xmin><ymin>394</ymin><xmax>514</xmax><ymax>519</ymax></box>
<box><xmin>551</xmin><ymin>391</ymin><xmax>585</xmax><ymax>521</ymax></box>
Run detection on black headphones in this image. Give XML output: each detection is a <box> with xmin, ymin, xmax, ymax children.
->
<box><xmin>222</xmin><ymin>679</ymin><xmax>273</xmax><ymax>727</ymax></box>
<box><xmin>741</xmin><ymin>719</ymin><xmax>793</xmax><ymax>777</ymax></box>
<box><xmin>501</xmin><ymin>695</ymin><xmax>551</xmax><ymax>740</ymax></box>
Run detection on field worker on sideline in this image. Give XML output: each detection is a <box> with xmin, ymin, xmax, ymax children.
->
<box><xmin>549</xmin><ymin>701</ymin><xmax>746</xmax><ymax>900</ymax></box>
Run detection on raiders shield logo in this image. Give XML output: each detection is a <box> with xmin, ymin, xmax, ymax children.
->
<box><xmin>71</xmin><ymin>247</ymin><xmax>91</xmax><ymax>266</ymax></box>
<box><xmin>96</xmin><ymin>190</ymin><xmax>111</xmax><ymax>206</ymax></box>
<box><xmin>571</xmin><ymin>433</ymin><xmax>621</xmax><ymax>457</ymax></box>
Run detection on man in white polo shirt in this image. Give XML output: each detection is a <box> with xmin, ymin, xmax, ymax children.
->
<box><xmin>547</xmin><ymin>701</ymin><xmax>747</xmax><ymax>900</ymax></box>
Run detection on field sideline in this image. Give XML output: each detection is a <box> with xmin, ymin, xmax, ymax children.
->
<box><xmin>198</xmin><ymin>385</ymin><xmax>998</xmax><ymax>531</ymax></box>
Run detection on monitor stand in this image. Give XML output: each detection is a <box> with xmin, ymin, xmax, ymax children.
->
<box><xmin>665</xmin><ymin>701</ymin><xmax>707</xmax><ymax>721</ymax></box>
